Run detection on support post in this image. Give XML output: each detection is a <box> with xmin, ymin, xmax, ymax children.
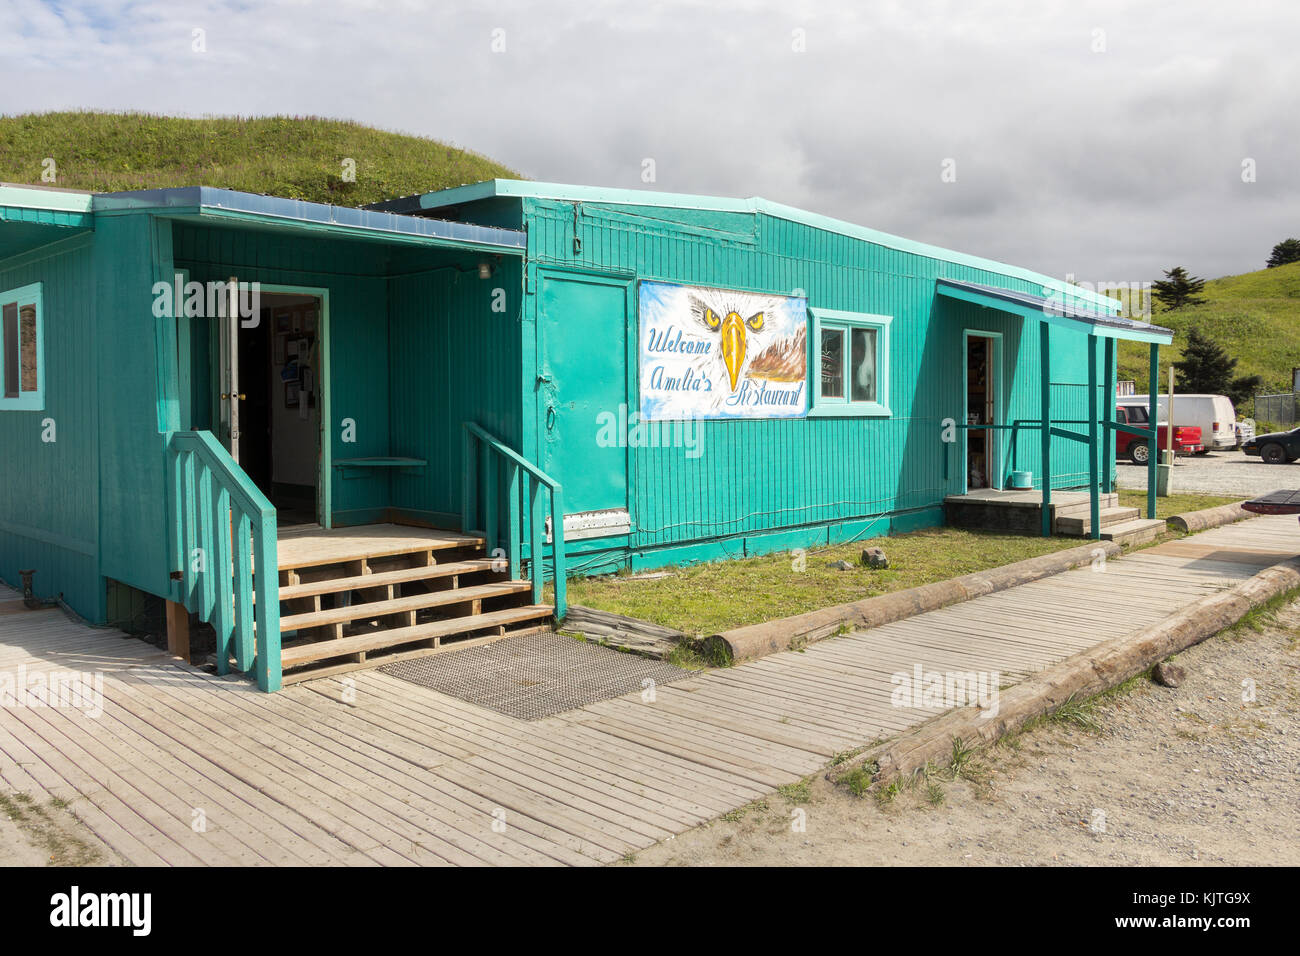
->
<box><xmin>1103</xmin><ymin>336</ymin><xmax>1116</xmax><ymax>492</ymax></box>
<box><xmin>1087</xmin><ymin>336</ymin><xmax>1101</xmax><ymax>540</ymax></box>
<box><xmin>1039</xmin><ymin>322</ymin><xmax>1052</xmax><ymax>537</ymax></box>
<box><xmin>165</xmin><ymin>599</ymin><xmax>191</xmax><ymax>664</ymax></box>
<box><xmin>1147</xmin><ymin>343</ymin><xmax>1159</xmax><ymax>519</ymax></box>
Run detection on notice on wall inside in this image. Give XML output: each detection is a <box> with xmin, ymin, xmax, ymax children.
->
<box><xmin>639</xmin><ymin>280</ymin><xmax>808</xmax><ymax>420</ymax></box>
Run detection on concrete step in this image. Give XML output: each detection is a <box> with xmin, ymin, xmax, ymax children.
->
<box><xmin>1100</xmin><ymin>518</ymin><xmax>1167</xmax><ymax>547</ymax></box>
<box><xmin>1051</xmin><ymin>493</ymin><xmax>1120</xmax><ymax>519</ymax></box>
<box><xmin>1055</xmin><ymin>506</ymin><xmax>1141</xmax><ymax>536</ymax></box>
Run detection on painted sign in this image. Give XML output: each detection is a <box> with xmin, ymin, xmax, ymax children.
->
<box><xmin>638</xmin><ymin>280</ymin><xmax>808</xmax><ymax>420</ymax></box>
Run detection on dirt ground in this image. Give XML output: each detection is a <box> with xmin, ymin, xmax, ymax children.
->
<box><xmin>632</xmin><ymin>600</ymin><xmax>1300</xmax><ymax>866</ymax></box>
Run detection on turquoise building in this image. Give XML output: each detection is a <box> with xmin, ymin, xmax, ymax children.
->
<box><xmin>0</xmin><ymin>179</ymin><xmax>1170</xmax><ymax>690</ymax></box>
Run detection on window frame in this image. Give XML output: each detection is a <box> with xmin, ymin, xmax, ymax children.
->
<box><xmin>808</xmin><ymin>307</ymin><xmax>891</xmax><ymax>417</ymax></box>
<box><xmin>0</xmin><ymin>282</ymin><xmax>45</xmax><ymax>411</ymax></box>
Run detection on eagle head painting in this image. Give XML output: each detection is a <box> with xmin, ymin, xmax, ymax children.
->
<box><xmin>692</xmin><ymin>296</ymin><xmax>766</xmax><ymax>391</ymax></box>
<box><xmin>639</xmin><ymin>281</ymin><xmax>807</xmax><ymax>421</ymax></box>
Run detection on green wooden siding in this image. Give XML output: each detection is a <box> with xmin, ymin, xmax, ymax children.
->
<box><xmin>504</xmin><ymin>196</ymin><xmax>1106</xmax><ymax>564</ymax></box>
<box><xmin>0</xmin><ymin>234</ymin><xmax>101</xmax><ymax>614</ymax></box>
<box><xmin>387</xmin><ymin>255</ymin><xmax>524</xmax><ymax>528</ymax></box>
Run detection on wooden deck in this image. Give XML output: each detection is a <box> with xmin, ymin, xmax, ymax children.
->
<box><xmin>2</xmin><ymin>514</ymin><xmax>1297</xmax><ymax>866</ymax></box>
<box><xmin>276</xmin><ymin>523</ymin><xmax>484</xmax><ymax>572</ymax></box>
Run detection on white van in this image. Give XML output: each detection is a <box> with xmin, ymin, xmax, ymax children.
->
<box><xmin>1118</xmin><ymin>394</ymin><xmax>1239</xmax><ymax>451</ymax></box>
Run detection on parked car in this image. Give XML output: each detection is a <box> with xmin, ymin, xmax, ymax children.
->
<box><xmin>1118</xmin><ymin>394</ymin><xmax>1239</xmax><ymax>452</ymax></box>
<box><xmin>1235</xmin><ymin>419</ymin><xmax>1256</xmax><ymax>448</ymax></box>
<box><xmin>1242</xmin><ymin>426</ymin><xmax>1300</xmax><ymax>464</ymax></box>
<box><xmin>1114</xmin><ymin>404</ymin><xmax>1204</xmax><ymax>464</ymax></box>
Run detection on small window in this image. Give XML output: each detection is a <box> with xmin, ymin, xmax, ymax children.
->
<box><xmin>0</xmin><ymin>283</ymin><xmax>44</xmax><ymax>411</ymax></box>
<box><xmin>809</xmin><ymin>308</ymin><xmax>891</xmax><ymax>417</ymax></box>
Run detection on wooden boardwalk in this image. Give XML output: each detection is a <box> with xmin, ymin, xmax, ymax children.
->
<box><xmin>1</xmin><ymin>514</ymin><xmax>1297</xmax><ymax>866</ymax></box>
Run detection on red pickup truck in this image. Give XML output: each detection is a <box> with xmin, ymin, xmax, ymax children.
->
<box><xmin>1115</xmin><ymin>404</ymin><xmax>1203</xmax><ymax>464</ymax></box>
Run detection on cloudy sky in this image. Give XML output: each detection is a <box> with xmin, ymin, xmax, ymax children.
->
<box><xmin>3</xmin><ymin>0</ymin><xmax>1297</xmax><ymax>281</ymax></box>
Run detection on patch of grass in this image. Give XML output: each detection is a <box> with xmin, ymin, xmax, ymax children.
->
<box><xmin>720</xmin><ymin>798</ymin><xmax>770</xmax><ymax>823</ymax></box>
<box><xmin>1228</xmin><ymin>586</ymin><xmax>1300</xmax><ymax>636</ymax></box>
<box><xmin>1116</xmin><ymin>491</ymin><xmax>1243</xmax><ymax>521</ymax></box>
<box><xmin>1046</xmin><ymin>693</ymin><xmax>1104</xmax><ymax>732</ymax></box>
<box><xmin>947</xmin><ymin>737</ymin><xmax>979</xmax><ymax>780</ymax></box>
<box><xmin>777</xmin><ymin>779</ymin><xmax>812</xmax><ymax>804</ymax></box>
<box><xmin>562</xmin><ymin>526</ymin><xmax>1082</xmax><ymax>635</ymax></box>
<box><xmin>0</xmin><ymin>111</ymin><xmax>519</xmax><ymax>207</ymax></box>
<box><xmin>0</xmin><ymin>792</ymin><xmax>101</xmax><ymax>866</ymax></box>
<box><xmin>839</xmin><ymin>762</ymin><xmax>877</xmax><ymax>797</ymax></box>
<box><xmin>925</xmin><ymin>780</ymin><xmax>946</xmax><ymax>806</ymax></box>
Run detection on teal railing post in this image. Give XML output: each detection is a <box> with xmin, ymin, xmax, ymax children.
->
<box><xmin>507</xmin><ymin>462</ymin><xmax>520</xmax><ymax>579</ymax></box>
<box><xmin>461</xmin><ymin>428</ymin><xmax>475</xmax><ymax>533</ymax></box>
<box><xmin>233</xmin><ymin>512</ymin><xmax>255</xmax><ymax>669</ymax></box>
<box><xmin>1102</xmin><ymin>337</ymin><xmax>1117</xmax><ymax>492</ymax></box>
<box><xmin>1039</xmin><ymin>322</ymin><xmax>1052</xmax><ymax>537</ymax></box>
<box><xmin>529</xmin><ymin>478</ymin><xmax>544</xmax><ymax>604</ymax></box>
<box><xmin>1147</xmin><ymin>343</ymin><xmax>1159</xmax><ymax>519</ymax></box>
<box><xmin>550</xmin><ymin>485</ymin><xmax>566</xmax><ymax>619</ymax></box>
<box><xmin>1087</xmin><ymin>336</ymin><xmax>1101</xmax><ymax>540</ymax></box>
<box><xmin>253</xmin><ymin>515</ymin><xmax>281</xmax><ymax>692</ymax></box>
<box><xmin>484</xmin><ymin>454</ymin><xmax>498</xmax><ymax>558</ymax></box>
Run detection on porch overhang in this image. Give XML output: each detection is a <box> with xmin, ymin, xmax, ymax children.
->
<box><xmin>92</xmin><ymin>186</ymin><xmax>526</xmax><ymax>255</ymax></box>
<box><xmin>0</xmin><ymin>183</ymin><xmax>96</xmax><ymax>260</ymax></box>
<box><xmin>936</xmin><ymin>278</ymin><xmax>1173</xmax><ymax>345</ymax></box>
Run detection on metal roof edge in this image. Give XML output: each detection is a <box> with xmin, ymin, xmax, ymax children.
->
<box><xmin>91</xmin><ymin>186</ymin><xmax>526</xmax><ymax>249</ymax></box>
<box><xmin>0</xmin><ymin>183</ymin><xmax>96</xmax><ymax>214</ymax></box>
<box><xmin>404</xmin><ymin>179</ymin><xmax>1118</xmax><ymax>312</ymax></box>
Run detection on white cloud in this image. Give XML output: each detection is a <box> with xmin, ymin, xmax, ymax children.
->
<box><xmin>1</xmin><ymin>0</ymin><xmax>1296</xmax><ymax>279</ymax></box>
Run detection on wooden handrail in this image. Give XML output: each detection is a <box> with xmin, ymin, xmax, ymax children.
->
<box><xmin>461</xmin><ymin>423</ymin><xmax>566</xmax><ymax>619</ymax></box>
<box><xmin>168</xmin><ymin>430</ymin><xmax>281</xmax><ymax>691</ymax></box>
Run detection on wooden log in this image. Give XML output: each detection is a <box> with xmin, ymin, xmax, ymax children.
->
<box><xmin>1168</xmin><ymin>501</ymin><xmax>1252</xmax><ymax>534</ymax></box>
<box><xmin>560</xmin><ymin>605</ymin><xmax>687</xmax><ymax>658</ymax></box>
<box><xmin>709</xmin><ymin>540</ymin><xmax>1122</xmax><ymax>663</ymax></box>
<box><xmin>830</xmin><ymin>558</ymin><xmax>1300</xmax><ymax>788</ymax></box>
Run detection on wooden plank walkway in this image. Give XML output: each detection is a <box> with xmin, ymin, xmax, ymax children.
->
<box><xmin>2</xmin><ymin>513</ymin><xmax>1296</xmax><ymax>866</ymax></box>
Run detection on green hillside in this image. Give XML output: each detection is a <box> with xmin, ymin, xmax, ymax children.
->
<box><xmin>0</xmin><ymin>111</ymin><xmax>519</xmax><ymax>206</ymax></box>
<box><xmin>1118</xmin><ymin>260</ymin><xmax>1300</xmax><ymax>396</ymax></box>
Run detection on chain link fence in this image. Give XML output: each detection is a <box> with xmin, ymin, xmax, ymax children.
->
<box><xmin>1255</xmin><ymin>392</ymin><xmax>1300</xmax><ymax>428</ymax></box>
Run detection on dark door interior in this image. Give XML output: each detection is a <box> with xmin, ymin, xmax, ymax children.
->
<box><xmin>237</xmin><ymin>293</ymin><xmax>320</xmax><ymax>525</ymax></box>
<box><xmin>966</xmin><ymin>336</ymin><xmax>993</xmax><ymax>490</ymax></box>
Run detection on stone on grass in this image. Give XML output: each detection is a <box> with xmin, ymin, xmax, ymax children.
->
<box><xmin>827</xmin><ymin>560</ymin><xmax>855</xmax><ymax>571</ymax></box>
<box><xmin>1154</xmin><ymin>661</ymin><xmax>1186</xmax><ymax>688</ymax></box>
<box><xmin>861</xmin><ymin>547</ymin><xmax>889</xmax><ymax>569</ymax></box>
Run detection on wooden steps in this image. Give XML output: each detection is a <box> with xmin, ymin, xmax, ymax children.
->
<box><xmin>281</xmin><ymin>581</ymin><xmax>532</xmax><ymax>632</ymax></box>
<box><xmin>278</xmin><ymin>559</ymin><xmax>496</xmax><ymax>602</ymax></box>
<box><xmin>280</xmin><ymin>605</ymin><xmax>554</xmax><ymax>669</ymax></box>
<box><xmin>272</xmin><ymin>523</ymin><xmax>553</xmax><ymax>678</ymax></box>
<box><xmin>1054</xmin><ymin>506</ymin><xmax>1141</xmax><ymax>536</ymax></box>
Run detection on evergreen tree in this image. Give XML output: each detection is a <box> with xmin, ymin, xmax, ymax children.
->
<box><xmin>1173</xmin><ymin>328</ymin><xmax>1236</xmax><ymax>394</ymax></box>
<box><xmin>1152</xmin><ymin>266</ymin><xmax>1207</xmax><ymax>311</ymax></box>
<box><xmin>1267</xmin><ymin>238</ymin><xmax>1300</xmax><ymax>268</ymax></box>
<box><xmin>1226</xmin><ymin>373</ymin><xmax>1264</xmax><ymax>408</ymax></box>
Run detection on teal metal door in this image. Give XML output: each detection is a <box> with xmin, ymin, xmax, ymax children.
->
<box><xmin>537</xmin><ymin>271</ymin><xmax>631</xmax><ymax>517</ymax></box>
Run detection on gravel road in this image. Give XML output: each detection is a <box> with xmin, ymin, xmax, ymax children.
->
<box><xmin>1116</xmin><ymin>449</ymin><xmax>1300</xmax><ymax>499</ymax></box>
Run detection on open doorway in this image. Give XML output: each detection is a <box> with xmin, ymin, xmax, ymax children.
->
<box><xmin>219</xmin><ymin>291</ymin><xmax>324</xmax><ymax>526</ymax></box>
<box><xmin>964</xmin><ymin>333</ymin><xmax>1000</xmax><ymax>490</ymax></box>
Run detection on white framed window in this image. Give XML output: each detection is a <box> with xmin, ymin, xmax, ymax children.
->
<box><xmin>0</xmin><ymin>282</ymin><xmax>44</xmax><ymax>411</ymax></box>
<box><xmin>808</xmin><ymin>307</ymin><xmax>891</xmax><ymax>417</ymax></box>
